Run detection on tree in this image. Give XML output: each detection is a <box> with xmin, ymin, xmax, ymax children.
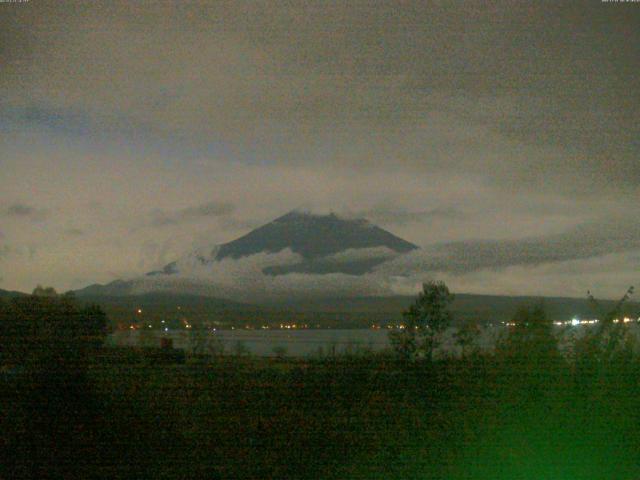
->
<box><xmin>0</xmin><ymin>289</ymin><xmax>109</xmax><ymax>478</ymax></box>
<box><xmin>390</xmin><ymin>281</ymin><xmax>454</xmax><ymax>361</ymax></box>
<box><xmin>82</xmin><ymin>303</ymin><xmax>110</xmax><ymax>348</ymax></box>
<box><xmin>576</xmin><ymin>286</ymin><xmax>636</xmax><ymax>366</ymax></box>
<box><xmin>495</xmin><ymin>302</ymin><xmax>560</xmax><ymax>378</ymax></box>
<box><xmin>207</xmin><ymin>334</ymin><xmax>226</xmax><ymax>357</ymax></box>
<box><xmin>234</xmin><ymin>340</ymin><xmax>250</xmax><ymax>357</ymax></box>
<box><xmin>188</xmin><ymin>324</ymin><xmax>208</xmax><ymax>355</ymax></box>
<box><xmin>32</xmin><ymin>285</ymin><xmax>58</xmax><ymax>297</ymax></box>
<box><xmin>272</xmin><ymin>345</ymin><xmax>288</xmax><ymax>359</ymax></box>
<box><xmin>455</xmin><ymin>321</ymin><xmax>481</xmax><ymax>358</ymax></box>
<box><xmin>188</xmin><ymin>326</ymin><xmax>226</xmax><ymax>359</ymax></box>
<box><xmin>0</xmin><ymin>288</ymin><xmax>108</xmax><ymax>369</ymax></box>
<box><xmin>138</xmin><ymin>322</ymin><xmax>157</xmax><ymax>348</ymax></box>
<box><xmin>589</xmin><ymin>286</ymin><xmax>635</xmax><ymax>330</ymax></box>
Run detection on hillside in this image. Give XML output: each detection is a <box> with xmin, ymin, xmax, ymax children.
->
<box><xmin>0</xmin><ymin>288</ymin><xmax>27</xmax><ymax>299</ymax></box>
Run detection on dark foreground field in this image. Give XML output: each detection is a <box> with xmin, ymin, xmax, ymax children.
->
<box><xmin>3</xmin><ymin>349</ymin><xmax>640</xmax><ymax>479</ymax></box>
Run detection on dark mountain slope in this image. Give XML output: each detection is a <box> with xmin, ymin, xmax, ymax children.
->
<box><xmin>0</xmin><ymin>288</ymin><xmax>27</xmax><ymax>299</ymax></box>
<box><xmin>215</xmin><ymin>210</ymin><xmax>418</xmax><ymax>261</ymax></box>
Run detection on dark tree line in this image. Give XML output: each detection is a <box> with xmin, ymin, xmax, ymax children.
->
<box><xmin>390</xmin><ymin>280</ymin><xmax>638</xmax><ymax>366</ymax></box>
<box><xmin>0</xmin><ymin>287</ymin><xmax>111</xmax><ymax>479</ymax></box>
<box><xmin>0</xmin><ymin>286</ymin><xmax>108</xmax><ymax>370</ymax></box>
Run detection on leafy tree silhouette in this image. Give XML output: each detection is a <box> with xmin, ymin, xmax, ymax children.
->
<box><xmin>389</xmin><ymin>281</ymin><xmax>454</xmax><ymax>362</ymax></box>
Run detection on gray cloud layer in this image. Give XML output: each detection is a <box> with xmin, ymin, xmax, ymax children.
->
<box><xmin>5</xmin><ymin>203</ymin><xmax>48</xmax><ymax>221</ymax></box>
<box><xmin>116</xmin><ymin>214</ymin><xmax>640</xmax><ymax>302</ymax></box>
<box><xmin>151</xmin><ymin>201</ymin><xmax>235</xmax><ymax>227</ymax></box>
<box><xmin>3</xmin><ymin>2</ymin><xmax>638</xmax><ymax>189</ymax></box>
<box><xmin>379</xmin><ymin>215</ymin><xmax>640</xmax><ymax>276</ymax></box>
<box><xmin>0</xmin><ymin>1</ymin><xmax>638</xmax><ymax>295</ymax></box>
<box><xmin>7</xmin><ymin>204</ymin><xmax>35</xmax><ymax>217</ymax></box>
<box><xmin>359</xmin><ymin>206</ymin><xmax>466</xmax><ymax>227</ymax></box>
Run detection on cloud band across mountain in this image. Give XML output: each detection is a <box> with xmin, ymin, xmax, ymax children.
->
<box><xmin>75</xmin><ymin>212</ymin><xmax>639</xmax><ymax>301</ymax></box>
<box><xmin>378</xmin><ymin>215</ymin><xmax>640</xmax><ymax>276</ymax></box>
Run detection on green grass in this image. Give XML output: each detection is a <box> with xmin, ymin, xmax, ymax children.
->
<box><xmin>3</xmin><ymin>351</ymin><xmax>640</xmax><ymax>479</ymax></box>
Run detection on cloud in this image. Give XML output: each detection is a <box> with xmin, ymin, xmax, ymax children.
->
<box><xmin>424</xmin><ymin>251</ymin><xmax>640</xmax><ymax>300</ymax></box>
<box><xmin>377</xmin><ymin>215</ymin><xmax>640</xmax><ymax>275</ymax></box>
<box><xmin>126</xmin><ymin>248</ymin><xmax>389</xmax><ymax>301</ymax></box>
<box><xmin>7</xmin><ymin>204</ymin><xmax>34</xmax><ymax>216</ymax></box>
<box><xmin>5</xmin><ymin>203</ymin><xmax>48</xmax><ymax>221</ymax></box>
<box><xmin>0</xmin><ymin>1</ymin><xmax>637</xmax><ymax>295</ymax></box>
<box><xmin>324</xmin><ymin>246</ymin><xmax>398</xmax><ymax>263</ymax></box>
<box><xmin>80</xmin><ymin>215</ymin><xmax>640</xmax><ymax>301</ymax></box>
<box><xmin>0</xmin><ymin>244</ymin><xmax>37</xmax><ymax>262</ymax></box>
<box><xmin>2</xmin><ymin>2</ymin><xmax>638</xmax><ymax>193</ymax></box>
<box><xmin>360</xmin><ymin>205</ymin><xmax>465</xmax><ymax>226</ymax></box>
<box><xmin>64</xmin><ymin>228</ymin><xmax>84</xmax><ymax>236</ymax></box>
<box><xmin>150</xmin><ymin>201</ymin><xmax>235</xmax><ymax>227</ymax></box>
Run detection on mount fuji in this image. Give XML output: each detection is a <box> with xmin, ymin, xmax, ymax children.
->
<box><xmin>75</xmin><ymin>210</ymin><xmax>419</xmax><ymax>301</ymax></box>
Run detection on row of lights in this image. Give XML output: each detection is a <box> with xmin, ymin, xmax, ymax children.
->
<box><xmin>503</xmin><ymin>317</ymin><xmax>640</xmax><ymax>327</ymax></box>
<box><xmin>129</xmin><ymin>316</ymin><xmax>640</xmax><ymax>331</ymax></box>
<box><xmin>278</xmin><ymin>324</ymin><xmax>310</xmax><ymax>329</ymax></box>
<box><xmin>136</xmin><ymin>306</ymin><xmax>182</xmax><ymax>313</ymax></box>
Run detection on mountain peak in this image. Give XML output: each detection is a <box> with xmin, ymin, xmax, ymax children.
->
<box><xmin>76</xmin><ymin>210</ymin><xmax>420</xmax><ymax>298</ymax></box>
<box><xmin>273</xmin><ymin>209</ymin><xmax>361</xmax><ymax>224</ymax></box>
<box><xmin>214</xmin><ymin>210</ymin><xmax>417</xmax><ymax>263</ymax></box>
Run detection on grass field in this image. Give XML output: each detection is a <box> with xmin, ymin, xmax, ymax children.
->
<box><xmin>3</xmin><ymin>347</ymin><xmax>640</xmax><ymax>479</ymax></box>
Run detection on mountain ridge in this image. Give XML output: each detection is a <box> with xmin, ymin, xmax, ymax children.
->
<box><xmin>76</xmin><ymin>210</ymin><xmax>419</xmax><ymax>299</ymax></box>
<box><xmin>215</xmin><ymin>210</ymin><xmax>418</xmax><ymax>261</ymax></box>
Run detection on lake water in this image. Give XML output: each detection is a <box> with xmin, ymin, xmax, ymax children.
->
<box><xmin>107</xmin><ymin>322</ymin><xmax>640</xmax><ymax>357</ymax></box>
<box><xmin>107</xmin><ymin>327</ymin><xmax>505</xmax><ymax>357</ymax></box>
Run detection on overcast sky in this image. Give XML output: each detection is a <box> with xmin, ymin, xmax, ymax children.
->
<box><xmin>1</xmin><ymin>1</ymin><xmax>638</xmax><ymax>298</ymax></box>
